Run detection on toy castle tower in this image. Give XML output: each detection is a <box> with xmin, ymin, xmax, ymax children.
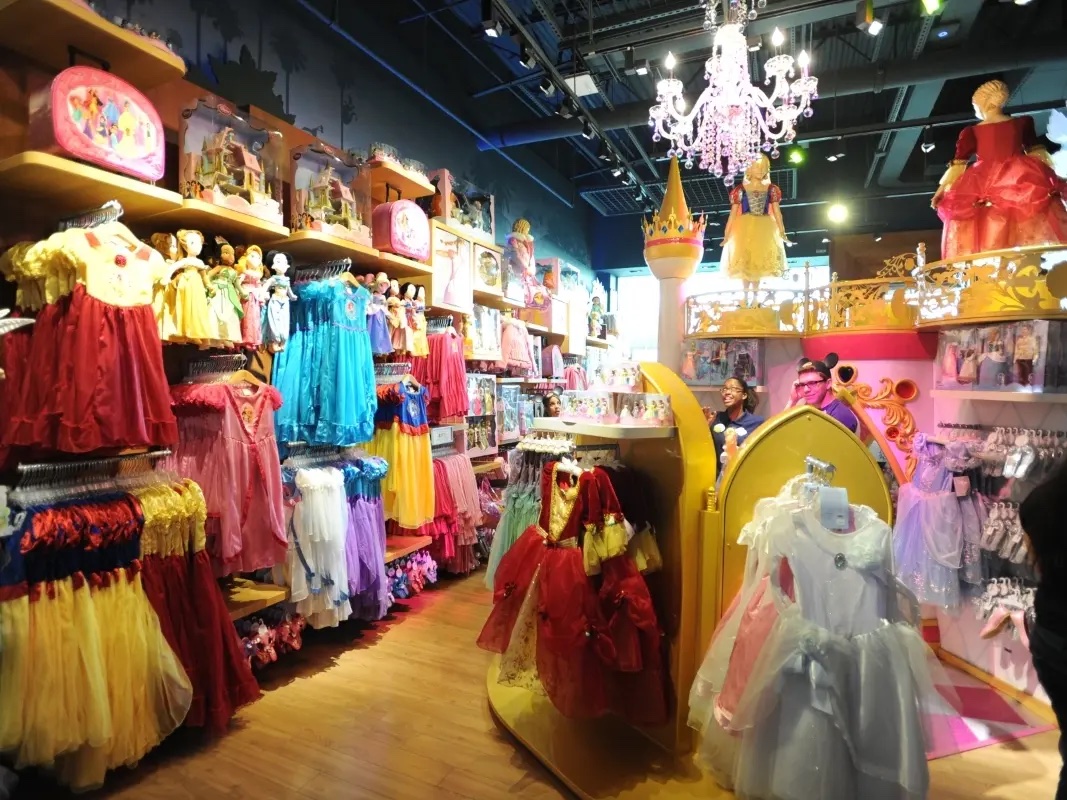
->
<box><xmin>642</xmin><ymin>157</ymin><xmax>706</xmax><ymax>370</ymax></box>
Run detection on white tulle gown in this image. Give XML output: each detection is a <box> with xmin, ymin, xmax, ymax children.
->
<box><xmin>690</xmin><ymin>484</ymin><xmax>955</xmax><ymax>800</ymax></box>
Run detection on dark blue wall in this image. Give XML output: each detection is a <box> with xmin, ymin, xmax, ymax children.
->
<box><xmin>114</xmin><ymin>0</ymin><xmax>591</xmax><ymax>269</ymax></box>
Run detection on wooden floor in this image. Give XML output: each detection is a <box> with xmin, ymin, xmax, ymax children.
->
<box><xmin>14</xmin><ymin>573</ymin><xmax>1065</xmax><ymax>799</ymax></box>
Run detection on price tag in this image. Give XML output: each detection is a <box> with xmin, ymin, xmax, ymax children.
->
<box><xmin>819</xmin><ymin>485</ymin><xmax>851</xmax><ymax>532</ymax></box>
<box><xmin>953</xmin><ymin>476</ymin><xmax>972</xmax><ymax>498</ymax></box>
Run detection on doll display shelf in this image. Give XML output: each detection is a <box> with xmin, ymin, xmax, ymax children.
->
<box><xmin>929</xmin><ymin>389</ymin><xmax>1067</xmax><ymax>403</ymax></box>
<box><xmin>0</xmin><ymin>151</ymin><xmax>183</xmax><ymax>222</ymax></box>
<box><xmin>267</xmin><ymin>230</ymin><xmax>433</xmax><ymax>280</ymax></box>
<box><xmin>531</xmin><ymin>417</ymin><xmax>676</xmax><ymax>440</ymax></box>
<box><xmin>144</xmin><ymin>197</ymin><xmax>290</xmax><ymax>243</ymax></box>
<box><xmin>586</xmin><ymin>336</ymin><xmax>610</xmax><ymax>349</ymax></box>
<box><xmin>0</xmin><ymin>0</ymin><xmax>186</xmax><ymax>90</ymax></box>
<box><xmin>365</xmin><ymin>159</ymin><xmax>435</xmax><ymax>204</ymax></box>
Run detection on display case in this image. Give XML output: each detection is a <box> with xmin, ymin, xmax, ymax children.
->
<box><xmin>935</xmin><ymin>322</ymin><xmax>1062</xmax><ymax>393</ymax></box>
<box><xmin>589</xmin><ymin>361</ymin><xmax>643</xmax><ymax>393</ymax></box>
<box><xmin>178</xmin><ymin>96</ymin><xmax>284</xmax><ymax>225</ymax></box>
<box><xmin>617</xmin><ymin>393</ymin><xmax>675</xmax><ymax>426</ymax></box>
<box><xmin>466</xmin><ymin>304</ymin><xmax>502</xmax><ymax>360</ymax></box>
<box><xmin>680</xmin><ymin>338</ymin><xmax>765</xmax><ymax>387</ymax></box>
<box><xmin>473</xmin><ymin>243</ymin><xmax>504</xmax><ymax>296</ymax></box>
<box><xmin>411</xmin><ymin>221</ymin><xmax>475</xmax><ymax>314</ymax></box>
<box><xmin>423</xmin><ymin>169</ymin><xmax>495</xmax><ymax>244</ymax></box>
<box><xmin>28</xmin><ymin>65</ymin><xmax>165</xmax><ymax>182</ymax></box>
<box><xmin>466</xmin><ymin>372</ymin><xmax>498</xmax><ymax>458</ymax></box>
<box><xmin>497</xmin><ymin>385</ymin><xmax>521</xmax><ymax>443</ymax></box>
<box><xmin>289</xmin><ymin>142</ymin><xmax>370</xmax><ymax>246</ymax></box>
<box><xmin>560</xmin><ymin>390</ymin><xmax>618</xmax><ymax>424</ymax></box>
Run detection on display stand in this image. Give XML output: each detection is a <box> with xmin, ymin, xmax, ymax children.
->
<box><xmin>486</xmin><ymin>362</ymin><xmax>719</xmax><ymax>799</ymax></box>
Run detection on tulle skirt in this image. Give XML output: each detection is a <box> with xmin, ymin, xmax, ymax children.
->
<box><xmin>721</xmin><ymin>214</ymin><xmax>787</xmax><ymax>282</ymax></box>
<box><xmin>730</xmin><ymin>610</ymin><xmax>946</xmax><ymax>800</ymax></box>
<box><xmin>938</xmin><ymin>155</ymin><xmax>1067</xmax><ymax>260</ymax></box>
<box><xmin>893</xmin><ymin>484</ymin><xmax>964</xmax><ymax>608</ymax></box>
<box><xmin>484</xmin><ymin>486</ymin><xmax>540</xmax><ymax>588</ymax></box>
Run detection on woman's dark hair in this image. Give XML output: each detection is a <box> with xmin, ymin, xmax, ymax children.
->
<box><xmin>1019</xmin><ymin>457</ymin><xmax>1067</xmax><ymax>577</ymax></box>
<box><xmin>725</xmin><ymin>376</ymin><xmax>758</xmax><ymax>414</ymax></box>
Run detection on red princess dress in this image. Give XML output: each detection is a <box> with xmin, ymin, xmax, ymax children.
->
<box><xmin>936</xmin><ymin>116</ymin><xmax>1067</xmax><ymax>260</ymax></box>
<box><xmin>478</xmin><ymin>462</ymin><xmax>669</xmax><ymax>725</ymax></box>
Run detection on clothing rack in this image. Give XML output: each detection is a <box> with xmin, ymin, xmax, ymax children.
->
<box><xmin>284</xmin><ymin>442</ymin><xmax>364</xmax><ymax>467</ymax></box>
<box><xmin>184</xmin><ymin>353</ymin><xmax>250</xmax><ymax>381</ymax></box>
<box><xmin>517</xmin><ymin>431</ymin><xmax>575</xmax><ymax>455</ymax></box>
<box><xmin>374</xmin><ymin>362</ymin><xmax>412</xmax><ymax>384</ymax></box>
<box><xmin>804</xmin><ymin>455</ymin><xmax>836</xmax><ymax>484</ymax></box>
<box><xmin>293</xmin><ymin>258</ymin><xmax>353</xmax><ymax>282</ymax></box>
<box><xmin>563</xmin><ymin>354</ymin><xmax>583</xmax><ymax>366</ymax></box>
<box><xmin>573</xmin><ymin>443</ymin><xmax>620</xmax><ymax>467</ymax></box>
<box><xmin>426</xmin><ymin>315</ymin><xmax>454</xmax><ymax>334</ymax></box>
<box><xmin>57</xmin><ymin>199</ymin><xmax>124</xmax><ymax>231</ymax></box>
<box><xmin>431</xmin><ymin>441</ymin><xmax>458</xmax><ymax>459</ymax></box>
<box><xmin>936</xmin><ymin>421</ymin><xmax>991</xmax><ymax>431</ymax></box>
<box><xmin>13</xmin><ymin>449</ymin><xmax>172</xmax><ymax>504</ymax></box>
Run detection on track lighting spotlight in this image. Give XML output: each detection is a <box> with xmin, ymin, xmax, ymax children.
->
<box><xmin>539</xmin><ymin>78</ymin><xmax>554</xmax><ymax>96</ymax></box>
<box><xmin>581</xmin><ymin>120</ymin><xmax>595</xmax><ymax>139</ymax></box>
<box><xmin>481</xmin><ymin>0</ymin><xmax>502</xmax><ymax>37</ymax></box>
<box><xmin>518</xmin><ymin>46</ymin><xmax>536</xmax><ymax>70</ymax></box>
<box><xmin>597</xmin><ymin>143</ymin><xmax>612</xmax><ymax>162</ymax></box>
<box><xmin>920</xmin><ymin>127</ymin><xmax>936</xmax><ymax>154</ymax></box>
<box><xmin>556</xmin><ymin>99</ymin><xmax>577</xmax><ymax>119</ymax></box>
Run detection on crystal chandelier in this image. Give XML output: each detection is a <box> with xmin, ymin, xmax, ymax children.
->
<box><xmin>648</xmin><ymin>0</ymin><xmax>818</xmax><ymax>184</ymax></box>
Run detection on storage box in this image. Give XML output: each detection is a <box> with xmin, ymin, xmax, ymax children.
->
<box><xmin>936</xmin><ymin>327</ymin><xmax>981</xmax><ymax>389</ymax></box>
<box><xmin>289</xmin><ymin>142</ymin><xmax>370</xmax><ymax>245</ymax></box>
<box><xmin>28</xmin><ymin>66</ymin><xmax>165</xmax><ymax>181</ymax></box>
<box><xmin>535</xmin><ymin>258</ymin><xmax>562</xmax><ymax>296</ymax></box>
<box><xmin>497</xmin><ymin>385</ymin><xmax>521</xmax><ymax>443</ymax></box>
<box><xmin>372</xmin><ymin>199</ymin><xmax>430</xmax><ymax>262</ymax></box>
<box><xmin>1006</xmin><ymin>320</ymin><xmax>1053</xmax><ymax>392</ymax></box>
<box><xmin>466</xmin><ymin>305</ymin><xmax>502</xmax><ymax>360</ymax></box>
<box><xmin>519</xmin><ymin>297</ymin><xmax>569</xmax><ymax>335</ymax></box>
<box><xmin>178</xmin><ymin>95</ymin><xmax>285</xmax><ymax>224</ymax></box>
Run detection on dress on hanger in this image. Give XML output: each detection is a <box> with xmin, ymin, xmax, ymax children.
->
<box><xmin>368</xmin><ymin>382</ymin><xmax>436</xmax><ymax>531</ymax></box>
<box><xmin>894</xmin><ymin>435</ymin><xmax>965</xmax><ymax>608</ymax></box>
<box><xmin>165</xmin><ymin>382</ymin><xmax>287</xmax><ymax>577</ymax></box>
<box><xmin>937</xmin><ymin>117</ymin><xmax>1067</xmax><ymax>260</ymax></box>
<box><xmin>2</xmin><ymin>226</ymin><xmax>178</xmax><ymax>452</ymax></box>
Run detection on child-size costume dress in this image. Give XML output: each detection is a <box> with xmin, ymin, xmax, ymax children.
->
<box><xmin>937</xmin><ymin>116</ymin><xmax>1067</xmax><ymax>259</ymax></box>
<box><xmin>165</xmin><ymin>382</ymin><xmax>287</xmax><ymax>577</ymax></box>
<box><xmin>2</xmin><ymin>226</ymin><xmax>178</xmax><ymax>452</ymax></box>
<box><xmin>721</xmin><ymin>184</ymin><xmax>787</xmax><ymax>282</ymax></box>
<box><xmin>368</xmin><ymin>383</ymin><xmax>436</xmax><ymax>532</ymax></box>
<box><xmin>478</xmin><ymin>463</ymin><xmax>669</xmax><ymax>726</ymax></box>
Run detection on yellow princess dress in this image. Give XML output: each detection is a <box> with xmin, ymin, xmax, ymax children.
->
<box><xmin>721</xmin><ymin>181</ymin><xmax>787</xmax><ymax>284</ymax></box>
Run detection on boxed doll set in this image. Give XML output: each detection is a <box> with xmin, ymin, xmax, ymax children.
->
<box><xmin>617</xmin><ymin>394</ymin><xmax>674</xmax><ymax>427</ymax></box>
<box><xmin>588</xmin><ymin>362</ymin><xmax>643</xmax><ymax>393</ymax></box>
<box><xmin>936</xmin><ymin>321</ymin><xmax>1064</xmax><ymax>392</ymax></box>
<box><xmin>680</xmin><ymin>338</ymin><xmax>765</xmax><ymax>387</ymax></box>
<box><xmin>560</xmin><ymin>391</ymin><xmax>618</xmax><ymax>424</ymax></box>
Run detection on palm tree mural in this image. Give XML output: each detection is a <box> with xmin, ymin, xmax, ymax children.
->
<box><xmin>330</xmin><ymin>55</ymin><xmax>358</xmax><ymax>149</ymax></box>
<box><xmin>211</xmin><ymin>1</ymin><xmax>243</xmax><ymax>63</ymax></box>
<box><xmin>189</xmin><ymin>0</ymin><xmax>214</xmax><ymax>69</ymax></box>
<box><xmin>125</xmin><ymin>0</ymin><xmax>152</xmax><ymax>23</ymax></box>
<box><xmin>270</xmin><ymin>30</ymin><xmax>307</xmax><ymax>117</ymax></box>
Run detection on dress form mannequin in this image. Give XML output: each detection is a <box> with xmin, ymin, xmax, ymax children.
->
<box><xmin>721</xmin><ymin>156</ymin><xmax>789</xmax><ymax>306</ymax></box>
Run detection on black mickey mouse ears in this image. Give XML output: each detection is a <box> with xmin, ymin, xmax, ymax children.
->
<box><xmin>797</xmin><ymin>352</ymin><xmax>840</xmax><ymax>379</ymax></box>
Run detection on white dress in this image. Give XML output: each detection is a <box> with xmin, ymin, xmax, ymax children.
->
<box><xmin>729</xmin><ymin>507</ymin><xmax>942</xmax><ymax>800</ymax></box>
<box><xmin>273</xmin><ymin>467</ymin><xmax>352</xmax><ymax>629</ymax></box>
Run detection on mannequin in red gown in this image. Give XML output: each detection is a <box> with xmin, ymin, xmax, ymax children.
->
<box><xmin>931</xmin><ymin>79</ymin><xmax>1067</xmax><ymax>260</ymax></box>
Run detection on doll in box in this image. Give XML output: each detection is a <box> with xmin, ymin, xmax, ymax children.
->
<box><xmin>237</xmin><ymin>245</ymin><xmax>266</xmax><ymax>348</ymax></box>
<box><xmin>1015</xmin><ymin>322</ymin><xmax>1038</xmax><ymax>388</ymax></box>
<box><xmin>263</xmin><ymin>251</ymin><xmax>297</xmax><ymax>353</ymax></box>
<box><xmin>977</xmin><ymin>325</ymin><xmax>1012</xmax><ymax>388</ymax></box>
<box><xmin>207</xmin><ymin>239</ymin><xmax>245</xmax><ymax>343</ymax></box>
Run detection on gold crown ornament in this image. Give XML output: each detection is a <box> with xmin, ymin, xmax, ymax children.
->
<box><xmin>643</xmin><ymin>157</ymin><xmax>707</xmax><ymax>281</ymax></box>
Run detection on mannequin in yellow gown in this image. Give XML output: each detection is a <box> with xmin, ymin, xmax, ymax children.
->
<box><xmin>720</xmin><ymin>156</ymin><xmax>790</xmax><ymax>305</ymax></box>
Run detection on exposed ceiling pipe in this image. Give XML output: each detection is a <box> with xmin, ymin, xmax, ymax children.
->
<box><xmin>476</xmin><ymin>40</ymin><xmax>1067</xmax><ymax>150</ymax></box>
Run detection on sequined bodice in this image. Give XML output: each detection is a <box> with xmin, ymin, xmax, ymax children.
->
<box><xmin>911</xmin><ymin>438</ymin><xmax>952</xmax><ymax>493</ymax></box>
<box><xmin>742</xmin><ymin>189</ymin><xmax>771</xmax><ymax>216</ymax></box>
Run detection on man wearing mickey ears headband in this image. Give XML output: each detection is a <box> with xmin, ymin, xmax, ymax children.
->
<box><xmin>787</xmin><ymin>353</ymin><xmax>860</xmax><ymax>433</ymax></box>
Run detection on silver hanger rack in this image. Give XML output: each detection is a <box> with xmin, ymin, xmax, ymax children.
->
<box><xmin>57</xmin><ymin>199</ymin><xmax>124</xmax><ymax>232</ymax></box>
<box><xmin>374</xmin><ymin>362</ymin><xmax>412</xmax><ymax>384</ymax></box>
<box><xmin>13</xmin><ymin>449</ymin><xmax>173</xmax><ymax>506</ymax></box>
<box><xmin>563</xmin><ymin>354</ymin><xmax>583</xmax><ymax>366</ymax></box>
<box><xmin>284</xmin><ymin>442</ymin><xmax>364</xmax><ymax>467</ymax></box>
<box><xmin>184</xmin><ymin>353</ymin><xmax>249</xmax><ymax>381</ymax></box>
<box><xmin>937</xmin><ymin>421</ymin><xmax>991</xmax><ymax>431</ymax></box>
<box><xmin>804</xmin><ymin>455</ymin><xmax>836</xmax><ymax>485</ymax></box>
<box><xmin>293</xmin><ymin>258</ymin><xmax>354</xmax><ymax>283</ymax></box>
<box><xmin>425</xmin><ymin>315</ymin><xmax>454</xmax><ymax>334</ymax></box>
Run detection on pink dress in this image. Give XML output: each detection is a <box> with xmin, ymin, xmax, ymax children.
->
<box><xmin>240</xmin><ymin>274</ymin><xmax>264</xmax><ymax>348</ymax></box>
<box><xmin>165</xmin><ymin>382</ymin><xmax>287</xmax><ymax>576</ymax></box>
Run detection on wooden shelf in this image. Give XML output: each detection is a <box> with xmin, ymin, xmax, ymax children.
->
<box><xmin>472</xmin><ymin>458</ymin><xmax>503</xmax><ymax>475</ymax></box>
<box><xmin>586</xmin><ymin>337</ymin><xmax>611</xmax><ymax>349</ymax></box>
<box><xmin>374</xmin><ymin>251</ymin><xmax>434</xmax><ymax>279</ymax></box>
<box><xmin>385</xmin><ymin>535</ymin><xmax>433</xmax><ymax>562</ymax></box>
<box><xmin>367</xmin><ymin>161</ymin><xmax>435</xmax><ymax>202</ymax></box>
<box><xmin>0</xmin><ymin>0</ymin><xmax>186</xmax><ymax>90</ymax></box>
<box><xmin>224</xmin><ymin>578</ymin><xmax>289</xmax><ymax>622</ymax></box>
<box><xmin>930</xmin><ymin>389</ymin><xmax>1067</xmax><ymax>404</ymax></box>
<box><xmin>532</xmin><ymin>418</ymin><xmax>676</xmax><ymax>439</ymax></box>
<box><xmin>474</xmin><ymin>289</ymin><xmax>524</xmax><ymax>311</ymax></box>
<box><xmin>0</xmin><ymin>151</ymin><xmax>183</xmax><ymax>220</ymax></box>
<box><xmin>277</xmin><ymin>229</ymin><xmax>380</xmax><ymax>265</ymax></box>
<box><xmin>144</xmin><ymin>198</ymin><xmax>289</xmax><ymax>243</ymax></box>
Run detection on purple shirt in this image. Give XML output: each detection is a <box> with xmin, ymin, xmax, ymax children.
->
<box><xmin>821</xmin><ymin>398</ymin><xmax>859</xmax><ymax>433</ymax></box>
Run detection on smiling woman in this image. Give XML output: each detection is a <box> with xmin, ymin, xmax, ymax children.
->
<box><xmin>708</xmin><ymin>376</ymin><xmax>765</xmax><ymax>474</ymax></box>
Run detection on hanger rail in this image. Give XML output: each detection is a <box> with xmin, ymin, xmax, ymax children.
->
<box><xmin>57</xmin><ymin>199</ymin><xmax>124</xmax><ymax>231</ymax></box>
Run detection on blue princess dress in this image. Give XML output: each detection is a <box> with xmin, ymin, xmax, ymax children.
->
<box><xmin>366</xmin><ymin>291</ymin><xmax>393</xmax><ymax>356</ymax></box>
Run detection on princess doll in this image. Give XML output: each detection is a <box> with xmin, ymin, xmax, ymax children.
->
<box><xmin>262</xmin><ymin>251</ymin><xmax>297</xmax><ymax>353</ymax></box>
<box><xmin>366</xmin><ymin>272</ymin><xmax>393</xmax><ymax>355</ymax></box>
<box><xmin>206</xmin><ymin>240</ymin><xmax>245</xmax><ymax>343</ymax></box>
<box><xmin>411</xmin><ymin>285</ymin><xmax>429</xmax><ymax>357</ymax></box>
<box><xmin>720</xmin><ymin>155</ymin><xmax>789</xmax><ymax>304</ymax></box>
<box><xmin>159</xmin><ymin>228</ymin><xmax>218</xmax><ymax>345</ymax></box>
<box><xmin>386</xmin><ymin>279</ymin><xmax>409</xmax><ymax>353</ymax></box>
<box><xmin>237</xmin><ymin>245</ymin><xmax>267</xmax><ymax>348</ymax></box>
<box><xmin>503</xmin><ymin>218</ymin><xmax>548</xmax><ymax>309</ymax></box>
<box><xmin>400</xmin><ymin>282</ymin><xmax>418</xmax><ymax>353</ymax></box>
<box><xmin>932</xmin><ymin>80</ymin><xmax>1067</xmax><ymax>260</ymax></box>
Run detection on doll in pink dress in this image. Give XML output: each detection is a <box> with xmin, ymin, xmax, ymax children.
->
<box><xmin>237</xmin><ymin>244</ymin><xmax>266</xmax><ymax>348</ymax></box>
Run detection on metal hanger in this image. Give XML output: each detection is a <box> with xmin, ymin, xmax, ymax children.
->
<box><xmin>57</xmin><ymin>199</ymin><xmax>125</xmax><ymax>231</ymax></box>
<box><xmin>12</xmin><ymin>449</ymin><xmax>172</xmax><ymax>507</ymax></box>
<box><xmin>293</xmin><ymin>257</ymin><xmax>360</xmax><ymax>287</ymax></box>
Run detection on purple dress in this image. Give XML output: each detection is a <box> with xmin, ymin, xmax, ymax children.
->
<box><xmin>366</xmin><ymin>292</ymin><xmax>394</xmax><ymax>355</ymax></box>
<box><xmin>821</xmin><ymin>398</ymin><xmax>859</xmax><ymax>433</ymax></box>
<box><xmin>342</xmin><ymin>458</ymin><xmax>391</xmax><ymax>621</ymax></box>
<box><xmin>893</xmin><ymin>435</ymin><xmax>964</xmax><ymax>608</ymax></box>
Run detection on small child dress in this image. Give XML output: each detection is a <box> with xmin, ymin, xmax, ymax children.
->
<box><xmin>893</xmin><ymin>435</ymin><xmax>965</xmax><ymax>608</ymax></box>
<box><xmin>165</xmin><ymin>382</ymin><xmax>287</xmax><ymax>577</ymax></box>
<box><xmin>368</xmin><ymin>382</ymin><xmax>436</xmax><ymax>531</ymax></box>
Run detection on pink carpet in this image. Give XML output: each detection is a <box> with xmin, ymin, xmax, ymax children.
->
<box><xmin>926</xmin><ymin>666</ymin><xmax>1056</xmax><ymax>760</ymax></box>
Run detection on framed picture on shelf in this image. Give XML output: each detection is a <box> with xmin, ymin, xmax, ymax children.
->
<box><xmin>680</xmin><ymin>338</ymin><xmax>764</xmax><ymax>387</ymax></box>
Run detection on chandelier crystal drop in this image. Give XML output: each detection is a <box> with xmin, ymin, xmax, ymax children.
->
<box><xmin>649</xmin><ymin>0</ymin><xmax>819</xmax><ymax>185</ymax></box>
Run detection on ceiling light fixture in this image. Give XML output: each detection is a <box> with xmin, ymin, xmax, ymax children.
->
<box><xmin>611</xmin><ymin>165</ymin><xmax>624</xmax><ymax>177</ymax></box>
<box><xmin>621</xmin><ymin>172</ymin><xmax>634</xmax><ymax>186</ymax></box>
<box><xmin>597</xmin><ymin>143</ymin><xmax>613</xmax><ymax>162</ymax></box>
<box><xmin>921</xmin><ymin>0</ymin><xmax>942</xmax><ymax>14</ymax></box>
<box><xmin>855</xmin><ymin>0</ymin><xmax>883</xmax><ymax>35</ymax></box>
<box><xmin>481</xmin><ymin>0</ymin><xmax>502</xmax><ymax>37</ymax></box>
<box><xmin>821</xmin><ymin>237</ymin><xmax>831</xmax><ymax>243</ymax></box>
<box><xmin>518</xmin><ymin>46</ymin><xmax>536</xmax><ymax>70</ymax></box>
<box><xmin>635</xmin><ymin>60</ymin><xmax>649</xmax><ymax>76</ymax></box>
<box><xmin>874</xmin><ymin>235</ymin><xmax>883</xmax><ymax>242</ymax></box>
<box><xmin>920</xmin><ymin>126</ymin><xmax>936</xmax><ymax>154</ymax></box>
<box><xmin>827</xmin><ymin>203</ymin><xmax>849</xmax><ymax>224</ymax></box>
<box><xmin>649</xmin><ymin>1</ymin><xmax>818</xmax><ymax>184</ymax></box>
<box><xmin>556</xmin><ymin>99</ymin><xmax>577</xmax><ymax>119</ymax></box>
<box><xmin>581</xmin><ymin>120</ymin><xmax>595</xmax><ymax>139</ymax></box>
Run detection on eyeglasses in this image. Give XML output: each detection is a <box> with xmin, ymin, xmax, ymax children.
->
<box><xmin>797</xmin><ymin>379</ymin><xmax>827</xmax><ymax>392</ymax></box>
<box><xmin>720</xmin><ymin>385</ymin><xmax>743</xmax><ymax>394</ymax></box>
